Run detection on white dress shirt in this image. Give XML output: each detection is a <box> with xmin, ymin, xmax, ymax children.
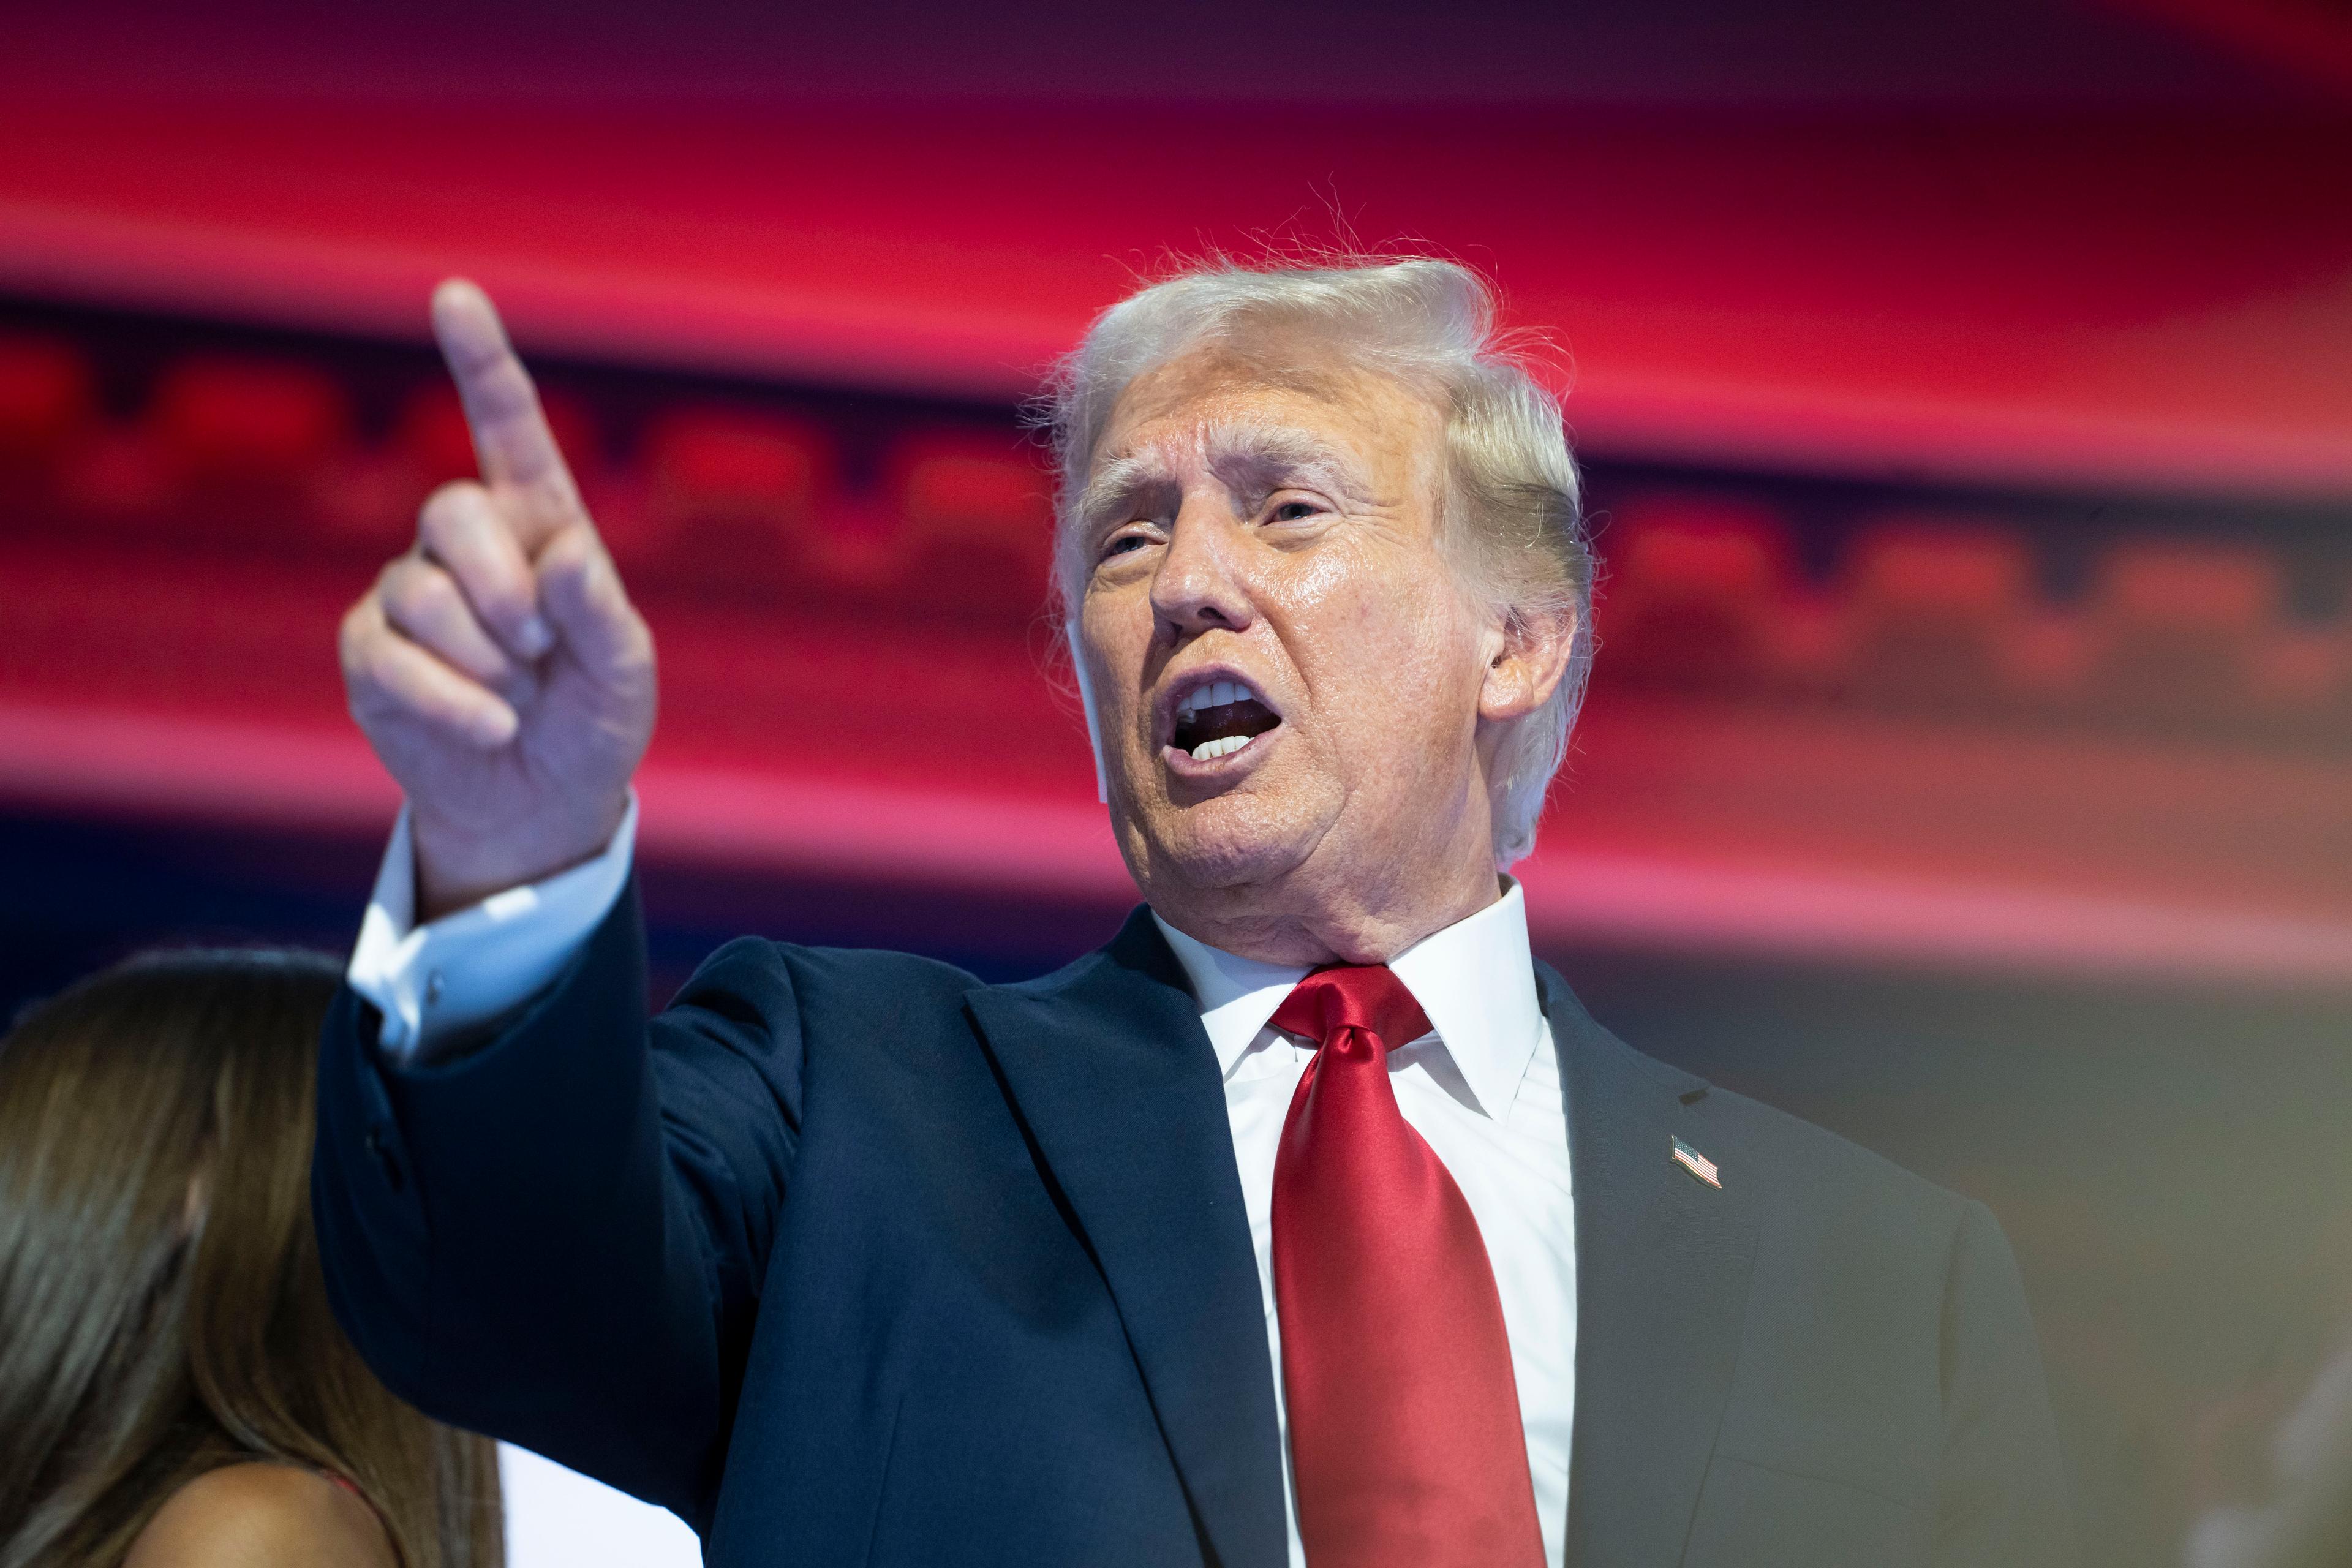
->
<box><xmin>350</xmin><ymin>799</ymin><xmax>641</xmax><ymax>1059</ymax></box>
<box><xmin>1151</xmin><ymin>897</ymin><xmax>1575</xmax><ymax>1568</ymax></box>
<box><xmin>349</xmin><ymin>812</ymin><xmax>1577</xmax><ymax>1566</ymax></box>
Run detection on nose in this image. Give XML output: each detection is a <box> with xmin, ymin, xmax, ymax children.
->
<box><xmin>1148</xmin><ymin>497</ymin><xmax>1254</xmax><ymax>644</ymax></box>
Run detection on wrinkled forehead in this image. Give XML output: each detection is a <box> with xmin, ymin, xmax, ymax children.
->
<box><xmin>1087</xmin><ymin>342</ymin><xmax>1442</xmax><ymax>486</ymax></box>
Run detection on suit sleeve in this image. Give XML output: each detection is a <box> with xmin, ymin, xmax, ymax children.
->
<box><xmin>1934</xmin><ymin>1199</ymin><xmax>2079</xmax><ymax>1568</ymax></box>
<box><xmin>311</xmin><ymin>879</ymin><xmax>805</xmax><ymax>1523</ymax></box>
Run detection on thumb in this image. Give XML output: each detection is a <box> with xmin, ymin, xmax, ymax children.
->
<box><xmin>536</xmin><ymin>522</ymin><xmax>650</xmax><ymax>687</ymax></box>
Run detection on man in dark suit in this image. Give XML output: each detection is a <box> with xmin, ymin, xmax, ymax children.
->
<box><xmin>316</xmin><ymin>260</ymin><xmax>2076</xmax><ymax>1567</ymax></box>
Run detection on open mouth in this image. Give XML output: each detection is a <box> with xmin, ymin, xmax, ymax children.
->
<box><xmin>1169</xmin><ymin>677</ymin><xmax>1282</xmax><ymax>763</ymax></box>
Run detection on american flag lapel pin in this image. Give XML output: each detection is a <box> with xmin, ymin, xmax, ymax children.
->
<box><xmin>1670</xmin><ymin>1136</ymin><xmax>1721</xmax><ymax>1189</ymax></box>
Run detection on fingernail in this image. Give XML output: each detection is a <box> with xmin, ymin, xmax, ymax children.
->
<box><xmin>518</xmin><ymin>616</ymin><xmax>554</xmax><ymax>658</ymax></box>
<box><xmin>474</xmin><ymin>707</ymin><xmax>519</xmax><ymax>747</ymax></box>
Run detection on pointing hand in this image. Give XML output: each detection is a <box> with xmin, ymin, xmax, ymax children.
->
<box><xmin>339</xmin><ymin>281</ymin><xmax>657</xmax><ymax>919</ymax></box>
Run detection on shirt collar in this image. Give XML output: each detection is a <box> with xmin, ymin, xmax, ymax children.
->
<box><xmin>1150</xmin><ymin>879</ymin><xmax>1545</xmax><ymax>1120</ymax></box>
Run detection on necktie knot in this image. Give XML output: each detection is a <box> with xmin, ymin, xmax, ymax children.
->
<box><xmin>1269</xmin><ymin>964</ymin><xmax>1431</xmax><ymax>1056</ymax></box>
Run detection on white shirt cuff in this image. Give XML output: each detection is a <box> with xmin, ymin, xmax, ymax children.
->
<box><xmin>347</xmin><ymin>796</ymin><xmax>639</xmax><ymax>1064</ymax></box>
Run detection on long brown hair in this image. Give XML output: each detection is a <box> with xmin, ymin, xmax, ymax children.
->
<box><xmin>0</xmin><ymin>949</ymin><xmax>502</xmax><ymax>1568</ymax></box>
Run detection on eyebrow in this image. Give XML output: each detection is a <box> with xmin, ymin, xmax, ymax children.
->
<box><xmin>1075</xmin><ymin>456</ymin><xmax>1179</xmax><ymax>544</ymax></box>
<box><xmin>1076</xmin><ymin>419</ymin><xmax>1373</xmax><ymax>543</ymax></box>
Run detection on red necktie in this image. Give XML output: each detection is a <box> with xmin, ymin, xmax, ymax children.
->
<box><xmin>1270</xmin><ymin>965</ymin><xmax>1546</xmax><ymax>1568</ymax></box>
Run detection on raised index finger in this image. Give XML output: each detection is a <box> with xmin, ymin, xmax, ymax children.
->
<box><xmin>431</xmin><ymin>279</ymin><xmax>583</xmax><ymax>540</ymax></box>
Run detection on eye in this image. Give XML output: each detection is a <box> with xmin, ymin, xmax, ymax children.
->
<box><xmin>1265</xmin><ymin>497</ymin><xmax>1326</xmax><ymax>525</ymax></box>
<box><xmin>1098</xmin><ymin>528</ymin><xmax>1156</xmax><ymax>562</ymax></box>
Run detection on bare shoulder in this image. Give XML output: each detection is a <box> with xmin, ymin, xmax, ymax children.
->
<box><xmin>125</xmin><ymin>1461</ymin><xmax>396</xmax><ymax>1568</ymax></box>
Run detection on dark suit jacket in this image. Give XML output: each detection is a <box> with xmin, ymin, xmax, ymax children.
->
<box><xmin>313</xmin><ymin>888</ymin><xmax>2076</xmax><ymax>1567</ymax></box>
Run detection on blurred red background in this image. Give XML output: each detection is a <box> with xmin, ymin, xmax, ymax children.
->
<box><xmin>2</xmin><ymin>2</ymin><xmax>2348</xmax><ymax>1561</ymax></box>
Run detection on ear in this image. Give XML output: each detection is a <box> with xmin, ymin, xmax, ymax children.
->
<box><xmin>1477</xmin><ymin>601</ymin><xmax>1578</xmax><ymax>725</ymax></box>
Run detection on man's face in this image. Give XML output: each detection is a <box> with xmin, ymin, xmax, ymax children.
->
<box><xmin>1075</xmin><ymin>343</ymin><xmax>1512</xmax><ymax>933</ymax></box>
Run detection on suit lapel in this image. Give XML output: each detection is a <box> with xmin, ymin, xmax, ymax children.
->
<box><xmin>965</xmin><ymin>908</ymin><xmax>1288</xmax><ymax>1568</ymax></box>
<box><xmin>1540</xmin><ymin>963</ymin><xmax>1759</xmax><ymax>1568</ymax></box>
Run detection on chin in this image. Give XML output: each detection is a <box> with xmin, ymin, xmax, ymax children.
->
<box><xmin>1134</xmin><ymin>792</ymin><xmax>1325</xmax><ymax>893</ymax></box>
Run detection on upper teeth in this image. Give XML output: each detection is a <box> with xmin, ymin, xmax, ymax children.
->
<box><xmin>1177</xmin><ymin>679</ymin><xmax>1259</xmax><ymax>717</ymax></box>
